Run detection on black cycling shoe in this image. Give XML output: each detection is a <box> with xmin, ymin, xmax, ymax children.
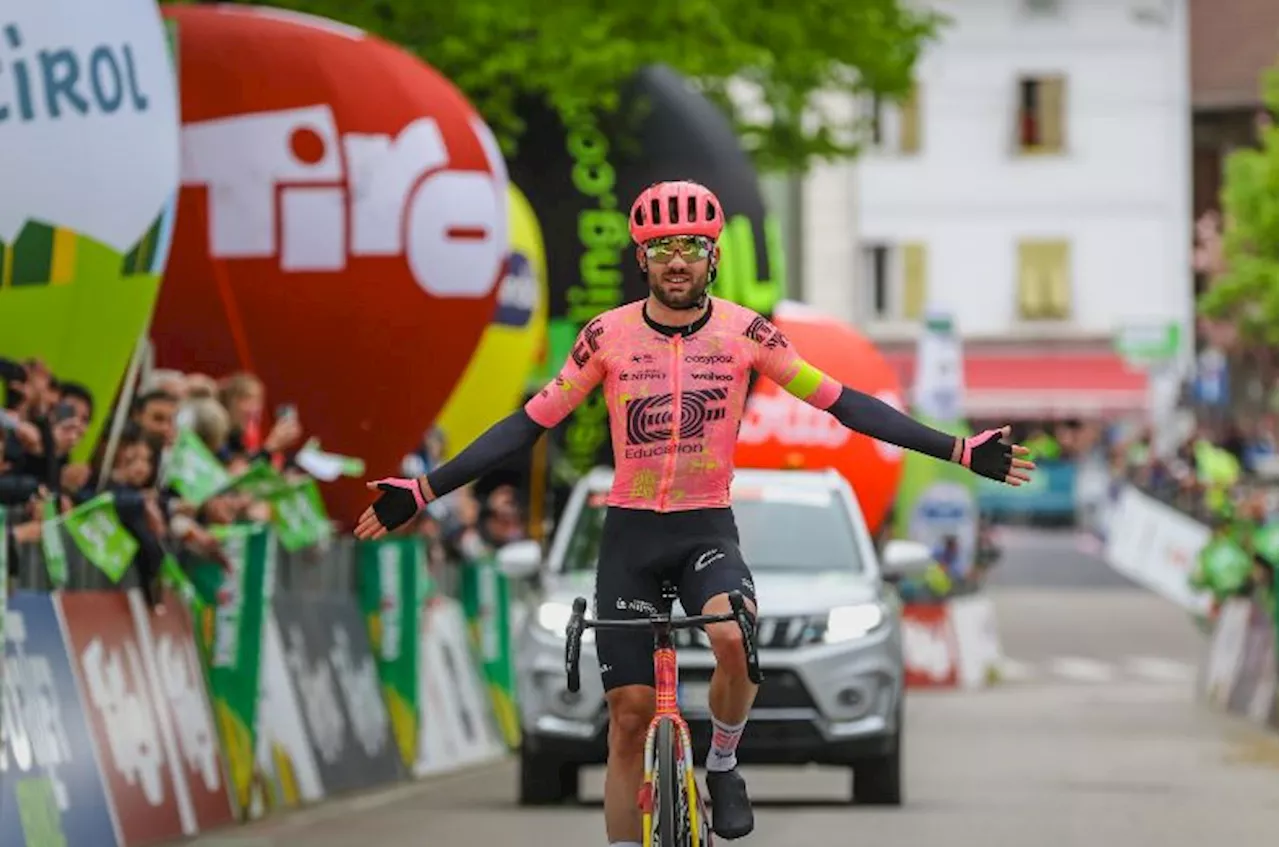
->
<box><xmin>705</xmin><ymin>767</ymin><xmax>754</xmax><ymax>839</ymax></box>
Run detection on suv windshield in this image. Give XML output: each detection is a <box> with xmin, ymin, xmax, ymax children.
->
<box><xmin>561</xmin><ymin>486</ymin><xmax>865</xmax><ymax>574</ymax></box>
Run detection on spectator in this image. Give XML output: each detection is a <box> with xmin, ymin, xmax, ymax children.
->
<box><xmin>187</xmin><ymin>395</ymin><xmax>232</xmax><ymax>455</ymax></box>
<box><xmin>218</xmin><ymin>371</ymin><xmax>303</xmax><ymax>466</ymax></box>
<box><xmin>132</xmin><ymin>389</ymin><xmax>179</xmax><ymax>451</ymax></box>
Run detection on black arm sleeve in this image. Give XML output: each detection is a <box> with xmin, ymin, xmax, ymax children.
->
<box><xmin>827</xmin><ymin>387</ymin><xmax>957</xmax><ymax>462</ymax></box>
<box><xmin>424</xmin><ymin>409</ymin><xmax>546</xmax><ymax>500</ymax></box>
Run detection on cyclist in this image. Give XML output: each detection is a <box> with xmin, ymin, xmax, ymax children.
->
<box><xmin>355</xmin><ymin>180</ymin><xmax>1035</xmax><ymax>845</ymax></box>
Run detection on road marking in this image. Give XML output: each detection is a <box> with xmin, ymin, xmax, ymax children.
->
<box><xmin>999</xmin><ymin>655</ymin><xmax>1198</xmax><ymax>686</ymax></box>
<box><xmin>1047</xmin><ymin>656</ymin><xmax>1119</xmax><ymax>683</ymax></box>
<box><xmin>1123</xmin><ymin>656</ymin><xmax>1197</xmax><ymax>683</ymax></box>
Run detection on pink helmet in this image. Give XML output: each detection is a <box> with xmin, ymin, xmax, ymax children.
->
<box><xmin>629</xmin><ymin>180</ymin><xmax>724</xmax><ymax>243</ymax></box>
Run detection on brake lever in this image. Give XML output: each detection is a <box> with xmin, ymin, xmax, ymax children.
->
<box><xmin>565</xmin><ymin>597</ymin><xmax>588</xmax><ymax>693</ymax></box>
<box><xmin>727</xmin><ymin>591</ymin><xmax>763</xmax><ymax>685</ymax></box>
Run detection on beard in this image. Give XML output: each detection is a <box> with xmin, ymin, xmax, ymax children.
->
<box><xmin>648</xmin><ymin>267</ymin><xmax>710</xmax><ymax>311</ymax></box>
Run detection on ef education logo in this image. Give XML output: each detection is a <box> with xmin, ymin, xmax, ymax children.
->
<box><xmin>624</xmin><ymin>389</ymin><xmax>729</xmax><ymax>445</ymax></box>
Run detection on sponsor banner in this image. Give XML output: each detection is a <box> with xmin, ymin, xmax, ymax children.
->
<box><xmin>254</xmin><ymin>612</ymin><xmax>324</xmax><ymax>814</ymax></box>
<box><xmin>127</xmin><ymin>591</ymin><xmax>236</xmax><ymax>831</ymax></box>
<box><xmin>978</xmin><ymin>459</ymin><xmax>1078</xmax><ymax>520</ymax></box>
<box><xmin>273</xmin><ymin>592</ymin><xmax>402</xmax><ymax>795</ymax></box>
<box><xmin>57</xmin><ymin>591</ymin><xmax>189</xmax><ymax>845</ymax></box>
<box><xmin>1228</xmin><ymin>601</ymin><xmax>1277</xmax><ymax>724</ymax></box>
<box><xmin>900</xmin><ymin>603</ymin><xmax>959</xmax><ymax>689</ymax></box>
<box><xmin>192</xmin><ymin>524</ymin><xmax>274</xmax><ymax>817</ymax></box>
<box><xmin>947</xmin><ymin>594</ymin><xmax>1003</xmax><ymax>688</ymax></box>
<box><xmin>416</xmin><ymin>597</ymin><xmax>504</xmax><ymax>775</ymax></box>
<box><xmin>1</xmin><ymin>591</ymin><xmax>120</xmax><ymax>847</ymax></box>
<box><xmin>357</xmin><ymin>538</ymin><xmax>425</xmax><ymax>768</ymax></box>
<box><xmin>1105</xmin><ymin>486</ymin><xmax>1212</xmax><ymax>615</ymax></box>
<box><xmin>1201</xmin><ymin>598</ymin><xmax>1251</xmax><ymax>708</ymax></box>
<box><xmin>459</xmin><ymin>556</ymin><xmax>521</xmax><ymax>749</ymax></box>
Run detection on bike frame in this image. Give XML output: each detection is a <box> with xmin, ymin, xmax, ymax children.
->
<box><xmin>640</xmin><ymin>619</ymin><xmax>709</xmax><ymax>847</ymax></box>
<box><xmin>563</xmin><ymin>589</ymin><xmax>760</xmax><ymax>847</ymax></box>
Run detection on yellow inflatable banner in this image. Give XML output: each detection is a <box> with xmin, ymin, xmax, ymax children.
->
<box><xmin>435</xmin><ymin>185</ymin><xmax>548</xmax><ymax>458</ymax></box>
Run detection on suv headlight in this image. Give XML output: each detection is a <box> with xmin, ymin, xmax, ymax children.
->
<box><xmin>823</xmin><ymin>603</ymin><xmax>885</xmax><ymax>643</ymax></box>
<box><xmin>536</xmin><ymin>601</ymin><xmax>594</xmax><ymax>643</ymax></box>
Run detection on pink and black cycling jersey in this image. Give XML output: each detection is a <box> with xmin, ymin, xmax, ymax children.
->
<box><xmin>524</xmin><ymin>298</ymin><xmax>842</xmax><ymax>512</ymax></box>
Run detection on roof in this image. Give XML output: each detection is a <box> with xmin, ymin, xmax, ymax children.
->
<box><xmin>1191</xmin><ymin>0</ymin><xmax>1277</xmax><ymax>110</ymax></box>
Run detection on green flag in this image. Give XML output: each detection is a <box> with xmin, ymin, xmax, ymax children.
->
<box><xmin>267</xmin><ymin>477</ymin><xmax>332</xmax><ymax>552</ymax></box>
<box><xmin>60</xmin><ymin>493</ymin><xmax>138</xmax><ymax>582</ymax></box>
<box><xmin>192</xmin><ymin>523</ymin><xmax>275</xmax><ymax>819</ymax></box>
<box><xmin>39</xmin><ymin>497</ymin><xmax>69</xmax><ymax>587</ymax></box>
<box><xmin>222</xmin><ymin>460</ymin><xmax>290</xmax><ymax>499</ymax></box>
<box><xmin>166</xmin><ymin>427</ymin><xmax>232</xmax><ymax>506</ymax></box>
<box><xmin>357</xmin><ymin>537</ymin><xmax>426</xmax><ymax>768</ymax></box>
<box><xmin>1194</xmin><ymin>536</ymin><xmax>1253</xmax><ymax>597</ymax></box>
<box><xmin>1253</xmin><ymin>520</ymin><xmax>1278</xmax><ymax>568</ymax></box>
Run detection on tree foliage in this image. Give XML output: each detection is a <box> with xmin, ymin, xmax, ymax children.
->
<box><xmin>1198</xmin><ymin>68</ymin><xmax>1279</xmax><ymax>345</ymax></box>
<box><xmin>177</xmin><ymin>0</ymin><xmax>941</xmax><ymax>172</ymax></box>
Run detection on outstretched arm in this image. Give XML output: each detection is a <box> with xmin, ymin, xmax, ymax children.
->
<box><xmin>747</xmin><ymin>314</ymin><xmax>1033</xmax><ymax>485</ymax></box>
<box><xmin>355</xmin><ymin>320</ymin><xmax>609</xmax><ymax>539</ymax></box>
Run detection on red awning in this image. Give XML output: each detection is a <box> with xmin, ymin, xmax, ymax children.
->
<box><xmin>882</xmin><ymin>348</ymin><xmax>1149</xmax><ymax>419</ymax></box>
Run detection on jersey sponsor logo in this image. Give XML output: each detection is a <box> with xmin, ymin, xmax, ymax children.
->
<box><xmin>624</xmin><ymin>388</ymin><xmax>729</xmax><ymax>445</ymax></box>
<box><xmin>571</xmin><ymin>317</ymin><xmax>606</xmax><ymax>367</ymax></box>
<box><xmin>691</xmin><ymin>371</ymin><xmax>733</xmax><ymax>383</ymax></box>
<box><xmin>744</xmin><ymin>316</ymin><xmax>789</xmax><ymax>349</ymax></box>
<box><xmin>631</xmin><ymin>353</ymin><xmax>655</xmax><ymax>364</ymax></box>
<box><xmin>684</xmin><ymin>354</ymin><xmax>734</xmax><ymax>365</ymax></box>
<box><xmin>622</xmin><ymin>442</ymin><xmax>706</xmax><ymax>460</ymax></box>
<box><xmin>619</xmin><ymin>369</ymin><xmax>667</xmax><ymax>381</ymax></box>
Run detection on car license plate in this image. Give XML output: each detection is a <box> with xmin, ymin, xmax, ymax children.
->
<box><xmin>679</xmin><ymin>682</ymin><xmax>710</xmax><ymax>714</ymax></box>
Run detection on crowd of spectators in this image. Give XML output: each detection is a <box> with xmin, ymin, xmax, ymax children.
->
<box><xmin>3</xmin><ymin>356</ymin><xmax>528</xmax><ymax>602</ymax></box>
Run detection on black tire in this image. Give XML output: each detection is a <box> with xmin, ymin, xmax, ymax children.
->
<box><xmin>654</xmin><ymin>718</ymin><xmax>687</xmax><ymax>847</ymax></box>
<box><xmin>851</xmin><ymin>706</ymin><xmax>903</xmax><ymax>806</ymax></box>
<box><xmin>518</xmin><ymin>746</ymin><xmax>579</xmax><ymax>806</ymax></box>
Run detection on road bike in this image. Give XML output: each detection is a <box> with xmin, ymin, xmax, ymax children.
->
<box><xmin>564</xmin><ymin>582</ymin><xmax>763</xmax><ymax>847</ymax></box>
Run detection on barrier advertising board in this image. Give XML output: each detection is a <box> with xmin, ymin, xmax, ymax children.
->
<box><xmin>273</xmin><ymin>592</ymin><xmax>402</xmax><ymax>795</ymax></box>
<box><xmin>1</xmin><ymin>591</ymin><xmax>120</xmax><ymax>847</ymax></box>
<box><xmin>57</xmin><ymin>591</ymin><xmax>189</xmax><ymax>846</ymax></box>
<box><xmin>128</xmin><ymin>591</ymin><xmax>236</xmax><ymax>829</ymax></box>
<box><xmin>254</xmin><ymin>611</ymin><xmax>325</xmax><ymax>812</ymax></box>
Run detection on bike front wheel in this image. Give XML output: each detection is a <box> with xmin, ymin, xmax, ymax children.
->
<box><xmin>650</xmin><ymin>717</ymin><xmax>699</xmax><ymax>847</ymax></box>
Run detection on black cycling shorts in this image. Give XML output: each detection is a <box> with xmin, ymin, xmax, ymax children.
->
<box><xmin>593</xmin><ymin>506</ymin><xmax>757</xmax><ymax>692</ymax></box>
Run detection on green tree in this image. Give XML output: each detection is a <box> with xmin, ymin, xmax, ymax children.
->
<box><xmin>1199</xmin><ymin>68</ymin><xmax>1279</xmax><ymax>345</ymax></box>
<box><xmin>176</xmin><ymin>0</ymin><xmax>941</xmax><ymax>172</ymax></box>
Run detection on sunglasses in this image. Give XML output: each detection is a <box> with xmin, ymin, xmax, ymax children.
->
<box><xmin>644</xmin><ymin>235</ymin><xmax>714</xmax><ymax>263</ymax></box>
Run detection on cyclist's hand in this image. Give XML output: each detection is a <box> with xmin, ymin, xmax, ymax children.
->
<box><xmin>959</xmin><ymin>426</ymin><xmax>1035</xmax><ymax>485</ymax></box>
<box><xmin>355</xmin><ymin>477</ymin><xmax>426</xmax><ymax>539</ymax></box>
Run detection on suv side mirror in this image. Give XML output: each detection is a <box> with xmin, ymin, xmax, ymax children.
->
<box><xmin>496</xmin><ymin>539</ymin><xmax>542</xmax><ymax>580</ymax></box>
<box><xmin>880</xmin><ymin>539</ymin><xmax>934</xmax><ymax>582</ymax></box>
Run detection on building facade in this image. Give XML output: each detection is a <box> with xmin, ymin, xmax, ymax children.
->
<box><xmin>794</xmin><ymin>0</ymin><xmax>1194</xmax><ymax>420</ymax></box>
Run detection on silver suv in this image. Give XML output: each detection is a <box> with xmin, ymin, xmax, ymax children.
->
<box><xmin>498</xmin><ymin>467</ymin><xmax>932</xmax><ymax>807</ymax></box>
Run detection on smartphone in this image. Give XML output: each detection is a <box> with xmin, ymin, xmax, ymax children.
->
<box><xmin>276</xmin><ymin>403</ymin><xmax>297</xmax><ymax>421</ymax></box>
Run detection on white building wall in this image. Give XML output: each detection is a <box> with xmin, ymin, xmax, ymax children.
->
<box><xmin>802</xmin><ymin>0</ymin><xmax>1192</xmax><ymax>348</ymax></box>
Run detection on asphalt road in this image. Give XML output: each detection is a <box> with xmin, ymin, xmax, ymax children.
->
<box><xmin>190</xmin><ymin>529</ymin><xmax>1278</xmax><ymax>847</ymax></box>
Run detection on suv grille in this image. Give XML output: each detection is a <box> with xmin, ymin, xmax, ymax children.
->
<box><xmin>672</xmin><ymin>615</ymin><xmax>826</xmax><ymax>650</ymax></box>
<box><xmin>680</xmin><ymin>668</ymin><xmax>816</xmax><ymax>710</ymax></box>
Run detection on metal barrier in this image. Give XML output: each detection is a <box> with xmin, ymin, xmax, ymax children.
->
<box><xmin>10</xmin><ymin>527</ymin><xmax>463</xmax><ymax>599</ymax></box>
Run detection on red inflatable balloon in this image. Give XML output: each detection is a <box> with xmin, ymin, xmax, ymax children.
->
<box><xmin>153</xmin><ymin>5</ymin><xmax>508</xmax><ymax>524</ymax></box>
<box><xmin>735</xmin><ymin>301</ymin><xmax>905</xmax><ymax>533</ymax></box>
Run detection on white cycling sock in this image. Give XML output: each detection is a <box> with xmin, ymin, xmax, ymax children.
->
<box><xmin>610</xmin><ymin>842</ymin><xmax>642</xmax><ymax>847</ymax></box>
<box><xmin>705</xmin><ymin>715</ymin><xmax>747</xmax><ymax>772</ymax></box>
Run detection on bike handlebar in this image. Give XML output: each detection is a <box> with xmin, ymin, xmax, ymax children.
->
<box><xmin>564</xmin><ymin>591</ymin><xmax>763</xmax><ymax>693</ymax></box>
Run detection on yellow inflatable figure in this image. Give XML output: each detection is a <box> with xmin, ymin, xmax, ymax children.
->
<box><xmin>434</xmin><ymin>185</ymin><xmax>549</xmax><ymax>459</ymax></box>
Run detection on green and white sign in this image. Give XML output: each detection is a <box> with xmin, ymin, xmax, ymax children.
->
<box><xmin>0</xmin><ymin>0</ymin><xmax>180</xmax><ymax>460</ymax></box>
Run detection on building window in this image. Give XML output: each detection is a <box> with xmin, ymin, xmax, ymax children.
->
<box><xmin>1017</xmin><ymin>240</ymin><xmax>1071</xmax><ymax>320</ymax></box>
<box><xmin>1016</xmin><ymin>76</ymin><xmax>1066</xmax><ymax>154</ymax></box>
<box><xmin>868</xmin><ymin>83</ymin><xmax>923</xmax><ymax>155</ymax></box>
<box><xmin>863</xmin><ymin>242</ymin><xmax>927</xmax><ymax>321</ymax></box>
